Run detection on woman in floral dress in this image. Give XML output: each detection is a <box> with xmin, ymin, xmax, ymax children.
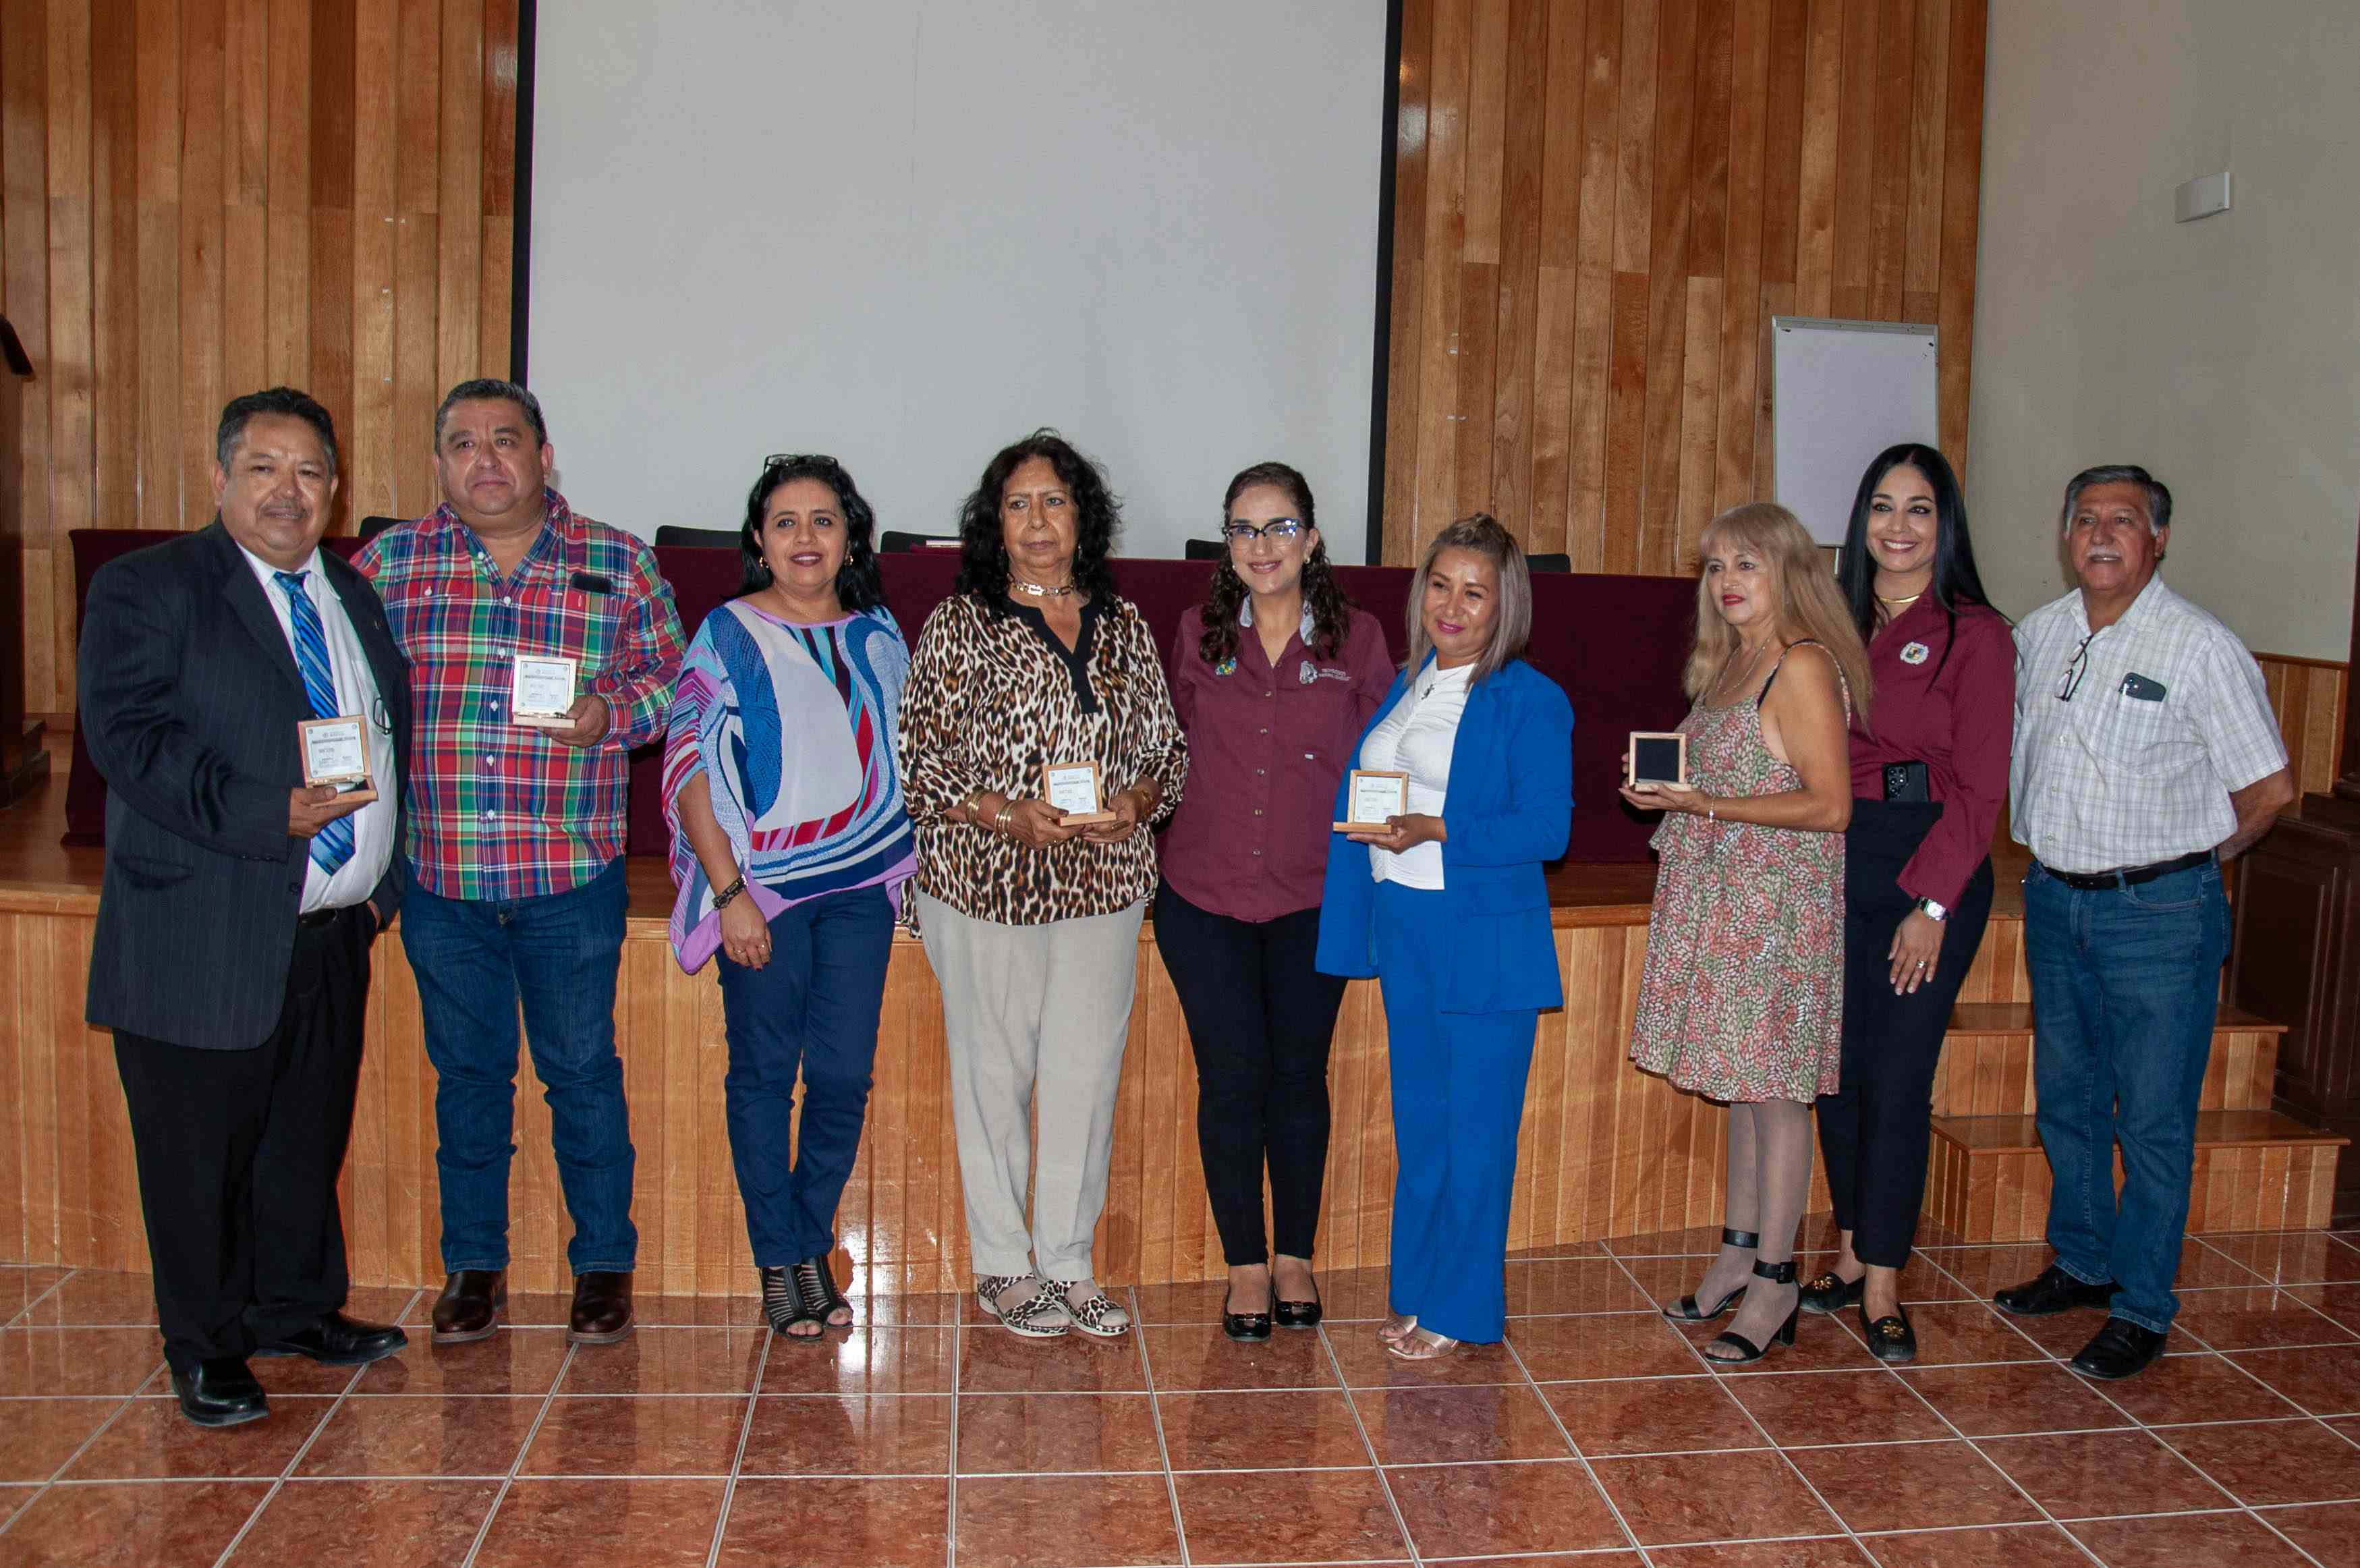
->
<box><xmin>1625</xmin><ymin>502</ymin><xmax>1872</xmax><ymax>1364</ymax></box>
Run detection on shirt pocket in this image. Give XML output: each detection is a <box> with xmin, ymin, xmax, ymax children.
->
<box><xmin>2092</xmin><ymin>684</ymin><xmax>2193</xmax><ymax>777</ymax></box>
<box><xmin>520</xmin><ymin>579</ymin><xmax>621</xmax><ymax>673</ymax></box>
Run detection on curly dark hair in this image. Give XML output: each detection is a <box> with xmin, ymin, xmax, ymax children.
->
<box><xmin>736</xmin><ymin>453</ymin><xmax>885</xmax><ymax>613</ymax></box>
<box><xmin>953</xmin><ymin>430</ymin><xmax>1121</xmax><ymax>614</ymax></box>
<box><xmin>1197</xmin><ymin>461</ymin><xmax>1356</xmax><ymax>665</ymax></box>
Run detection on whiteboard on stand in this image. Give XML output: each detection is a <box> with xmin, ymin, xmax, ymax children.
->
<box><xmin>1767</xmin><ymin>317</ymin><xmax>1940</xmax><ymax>545</ymax></box>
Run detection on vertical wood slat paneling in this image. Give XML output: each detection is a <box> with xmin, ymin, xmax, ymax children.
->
<box><xmin>5</xmin><ymin>0</ymin><xmax>519</xmax><ymax>716</ymax></box>
<box><xmin>2253</xmin><ymin>652</ymin><xmax>2350</xmax><ymax>798</ymax></box>
<box><xmin>1384</xmin><ymin>0</ymin><xmax>1989</xmax><ymax>567</ymax></box>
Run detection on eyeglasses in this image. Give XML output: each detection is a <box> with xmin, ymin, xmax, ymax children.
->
<box><xmin>1223</xmin><ymin>519</ymin><xmax>1305</xmax><ymax>544</ymax></box>
<box><xmin>2056</xmin><ymin>631</ymin><xmax>2097</xmax><ymax>701</ymax></box>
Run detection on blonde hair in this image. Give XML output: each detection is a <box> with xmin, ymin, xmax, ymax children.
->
<box><xmin>1404</xmin><ymin>513</ymin><xmax>1533</xmax><ymax>683</ymax></box>
<box><xmin>1683</xmin><ymin>502</ymin><xmax>1874</xmax><ymax>723</ymax></box>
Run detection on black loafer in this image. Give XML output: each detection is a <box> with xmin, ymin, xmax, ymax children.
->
<box><xmin>2069</xmin><ymin>1316</ymin><xmax>2167</xmax><ymax>1380</ymax></box>
<box><xmin>1861</xmin><ymin>1302</ymin><xmax>1917</xmax><ymax>1364</ymax></box>
<box><xmin>1994</xmin><ymin>1263</ymin><xmax>2118</xmax><ymax>1317</ymax></box>
<box><xmin>1273</xmin><ymin>1295</ymin><xmax>1322</xmax><ymax>1329</ymax></box>
<box><xmin>171</xmin><ymin>1357</ymin><xmax>269</xmax><ymax>1427</ymax></box>
<box><xmin>1799</xmin><ymin>1270</ymin><xmax>1865</xmax><ymax>1315</ymax></box>
<box><xmin>1223</xmin><ymin>1289</ymin><xmax>1274</xmax><ymax>1342</ymax></box>
<box><xmin>256</xmin><ymin>1310</ymin><xmax>410</xmax><ymax>1367</ymax></box>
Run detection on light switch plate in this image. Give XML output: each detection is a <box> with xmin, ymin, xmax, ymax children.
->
<box><xmin>2176</xmin><ymin>170</ymin><xmax>2231</xmax><ymax>223</ymax></box>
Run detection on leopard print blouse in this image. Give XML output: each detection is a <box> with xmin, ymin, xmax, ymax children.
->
<box><xmin>901</xmin><ymin>591</ymin><xmax>1188</xmax><ymax>925</ymax></box>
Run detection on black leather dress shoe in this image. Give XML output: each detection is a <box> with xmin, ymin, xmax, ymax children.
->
<box><xmin>2069</xmin><ymin>1316</ymin><xmax>2168</xmax><ymax>1380</ymax></box>
<box><xmin>569</xmin><ymin>1270</ymin><xmax>635</xmax><ymax>1344</ymax></box>
<box><xmin>171</xmin><ymin>1358</ymin><xmax>269</xmax><ymax>1427</ymax></box>
<box><xmin>1222</xmin><ymin>1289</ymin><xmax>1274</xmax><ymax>1342</ymax></box>
<box><xmin>256</xmin><ymin>1310</ymin><xmax>410</xmax><ymax>1366</ymax></box>
<box><xmin>432</xmin><ymin>1270</ymin><xmax>507</xmax><ymax>1345</ymax></box>
<box><xmin>1994</xmin><ymin>1263</ymin><xmax>2118</xmax><ymax>1316</ymax></box>
<box><xmin>1273</xmin><ymin>1295</ymin><xmax>1323</xmax><ymax>1330</ymax></box>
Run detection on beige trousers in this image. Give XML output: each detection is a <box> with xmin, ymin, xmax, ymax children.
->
<box><xmin>914</xmin><ymin>890</ymin><xmax>1146</xmax><ymax>1281</ymax></box>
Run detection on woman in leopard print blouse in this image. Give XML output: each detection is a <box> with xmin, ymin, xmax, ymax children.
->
<box><xmin>901</xmin><ymin>430</ymin><xmax>1187</xmax><ymax>1341</ymax></box>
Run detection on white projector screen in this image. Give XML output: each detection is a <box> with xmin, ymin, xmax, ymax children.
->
<box><xmin>528</xmin><ymin>2</ymin><xmax>1388</xmax><ymax>561</ymax></box>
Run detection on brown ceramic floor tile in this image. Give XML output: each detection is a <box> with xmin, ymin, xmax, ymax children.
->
<box><xmin>0</xmin><ymin>1478</ymin><xmax>271</xmax><ymax>1567</ymax></box>
<box><xmin>757</xmin><ymin>1326</ymin><xmax>953</xmax><ymax>1394</ymax></box>
<box><xmin>1173</xmin><ymin>1466</ymin><xmax>1409</xmax><ymax>1562</ymax></box>
<box><xmin>955</xmin><ymin>1472</ymin><xmax>1181</xmax><ymax>1567</ymax></box>
<box><xmin>716</xmin><ymin>1476</ymin><xmax>949</xmax><ymax>1567</ymax></box>
<box><xmin>13</xmin><ymin>1270</ymin><xmax>158</xmax><ymax>1325</ymax></box>
<box><xmin>736</xmin><ymin>1393</ymin><xmax>951</xmax><ymax>1476</ymax></box>
<box><xmin>1729</xmin><ymin>1370</ymin><xmax>1952</xmax><ymax>1446</ymax></box>
<box><xmin>1793</xmin><ymin>1250</ymin><xmax>1965</xmax><ymax>1302</ymax></box>
<box><xmin>1589</xmin><ymin>1448</ymin><xmax>1841</xmax><ymax>1546</ymax></box>
<box><xmin>2086</xmin><ymin>1349</ymin><xmax>2298</xmax><ymax>1424</ymax></box>
<box><xmin>2154</xmin><ymin>1418</ymin><xmax>2360</xmax><ymax>1506</ymax></box>
<box><xmin>1384</xmin><ymin>1457</ymin><xmax>1628</xmax><ymax>1557</ymax></box>
<box><xmin>401</xmin><ymin>1289</ymin><xmax>575</xmax><ymax>1328</ymax></box>
<box><xmin>1312</xmin><ymin>1266</ymin><xmax>1401</xmax><ymax>1323</ymax></box>
<box><xmin>1787</xmin><ymin>1438</ymin><xmax>2041</xmax><ymax>1532</ymax></box>
<box><xmin>355</xmin><ymin>1328</ymin><xmax>572</xmax><ymax>1395</ymax></box>
<box><xmin>475</xmin><ymin>1477</ymin><xmax>724</xmax><ymax>1567</ymax></box>
<box><xmin>241</xmin><ymin>1351</ymin><xmax>372</xmax><ymax>1395</ymax></box>
<box><xmin>1604</xmin><ymin>1222</ymin><xmax>1733</xmax><ymax>1256</ymax></box>
<box><xmin>1977</xmin><ymin>1428</ymin><xmax>2235</xmax><ymax>1518</ymax></box>
<box><xmin>519</xmin><ymin>1393</ymin><xmax>748</xmax><ymax>1475</ymax></box>
<box><xmin>1542</xmin><ymin>1374</ymin><xmax>1768</xmax><ymax>1456</ymax></box>
<box><xmin>2174</xmin><ymin>1286</ymin><xmax>2356</xmax><ymax>1351</ymax></box>
<box><xmin>65</xmin><ymin>1394</ymin><xmax>335</xmax><ymax>1478</ymax></box>
<box><xmin>1328</xmin><ymin>1331</ymin><xmax>1525</xmax><ymax>1389</ymax></box>
<box><xmin>956</xmin><ymin>1391</ymin><xmax>1163</xmax><ymax>1474</ymax></box>
<box><xmin>1670</xmin><ymin>1314</ymin><xmax>1882</xmax><ymax>1374</ymax></box>
<box><xmin>1616</xmin><ymin>1255</ymin><xmax>1734</xmax><ymax>1312</ymax></box>
<box><xmin>1502</xmin><ymin>1256</ymin><xmax>1654</xmax><ymax>1314</ymax></box>
<box><xmin>1901</xmin><ymin>1360</ymin><xmax>2134</xmax><ymax>1436</ymax></box>
<box><xmin>551</xmin><ymin>1325</ymin><xmax>768</xmax><ymax>1393</ymax></box>
<box><xmin>225</xmin><ymin>1478</ymin><xmax>501</xmax><ymax>1565</ymax></box>
<box><xmin>296</xmin><ymin>1394</ymin><xmax>540</xmax><ymax>1477</ymax></box>
<box><xmin>2203</xmin><ymin>1232</ymin><xmax>2360</xmax><ymax>1285</ymax></box>
<box><xmin>0</xmin><ymin>1396</ymin><xmax>119</xmax><ymax>1480</ymax></box>
<box><xmin>1</xmin><ymin>1483</ymin><xmax>38</xmax><ymax>1529</ymax></box>
<box><xmin>2264</xmin><ymin>1500</ymin><xmax>2360</xmax><ymax>1567</ymax></box>
<box><xmin>847</xmin><ymin>1288</ymin><xmax>964</xmax><ymax>1326</ymax></box>
<box><xmin>0</xmin><ymin>1266</ymin><xmax>71</xmax><ymax>1322</ymax></box>
<box><xmin>0</xmin><ymin>1328</ymin><xmax>164</xmax><ymax>1395</ymax></box>
<box><xmin>1857</xmin><ymin>1521</ymin><xmax>2100</xmax><ymax>1567</ymax></box>
<box><xmin>1925</xmin><ymin>1238</ymin><xmax>2260</xmax><ymax>1295</ymax></box>
<box><xmin>2231</xmin><ymin>1345</ymin><xmax>2360</xmax><ymax>1416</ymax></box>
<box><xmin>1140</xmin><ymin>1324</ymin><xmax>1340</xmax><ymax>1391</ymax></box>
<box><xmin>1160</xmin><ymin>1388</ymin><xmax>1369</xmax><ymax>1469</ymax></box>
<box><xmin>1649</xmin><ymin>1544</ymin><xmax>1874</xmax><ymax>1567</ymax></box>
<box><xmin>2067</xmin><ymin>1509</ymin><xmax>2317</xmax><ymax>1567</ymax></box>
<box><xmin>1351</xmin><ymin>1383</ymin><xmax>1571</xmax><ymax>1464</ymax></box>
<box><xmin>2000</xmin><ymin>1306</ymin><xmax>2146</xmax><ymax>1361</ymax></box>
<box><xmin>957</xmin><ymin>1324</ymin><xmax>1147</xmax><ymax>1393</ymax></box>
<box><xmin>1125</xmin><ymin>1275</ymin><xmax>1352</xmax><ymax>1326</ymax></box>
<box><xmin>1509</xmin><ymin>1311</ymin><xmax>1704</xmax><ymax>1380</ymax></box>
<box><xmin>619</xmin><ymin>1291</ymin><xmax>766</xmax><ymax>1328</ymax></box>
<box><xmin>1846</xmin><ymin>1302</ymin><xmax>2045</xmax><ymax>1367</ymax></box>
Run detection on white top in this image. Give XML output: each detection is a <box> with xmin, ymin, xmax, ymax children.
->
<box><xmin>2011</xmin><ymin>576</ymin><xmax>2287</xmax><ymax>874</ymax></box>
<box><xmin>1359</xmin><ymin>660</ymin><xmax>1472</xmax><ymax>891</ymax></box>
<box><xmin>236</xmin><ymin>543</ymin><xmax>398</xmax><ymax>914</ymax></box>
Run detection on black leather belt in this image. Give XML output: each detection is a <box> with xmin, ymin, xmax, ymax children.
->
<box><xmin>2035</xmin><ymin>850</ymin><xmax>2214</xmax><ymax>891</ymax></box>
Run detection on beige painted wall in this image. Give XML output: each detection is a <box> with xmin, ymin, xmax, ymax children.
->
<box><xmin>1965</xmin><ymin>0</ymin><xmax>2360</xmax><ymax>659</ymax></box>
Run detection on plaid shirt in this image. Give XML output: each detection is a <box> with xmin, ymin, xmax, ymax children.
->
<box><xmin>356</xmin><ymin>488</ymin><xmax>684</xmax><ymax>901</ymax></box>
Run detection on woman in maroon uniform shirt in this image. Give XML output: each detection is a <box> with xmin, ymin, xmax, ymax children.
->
<box><xmin>1156</xmin><ymin>463</ymin><xmax>1393</xmax><ymax>1340</ymax></box>
<box><xmin>1803</xmin><ymin>444</ymin><xmax>2013</xmax><ymax>1363</ymax></box>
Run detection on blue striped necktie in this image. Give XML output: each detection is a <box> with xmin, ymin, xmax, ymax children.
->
<box><xmin>274</xmin><ymin>570</ymin><xmax>357</xmax><ymax>876</ymax></box>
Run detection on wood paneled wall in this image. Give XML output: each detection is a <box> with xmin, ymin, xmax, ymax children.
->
<box><xmin>0</xmin><ymin>0</ymin><xmax>522</xmax><ymax>719</ymax></box>
<box><xmin>2255</xmin><ymin>652</ymin><xmax>2349</xmax><ymax>797</ymax></box>
<box><xmin>1379</xmin><ymin>0</ymin><xmax>1989</xmax><ymax>569</ymax></box>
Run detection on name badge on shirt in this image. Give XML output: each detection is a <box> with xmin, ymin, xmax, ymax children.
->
<box><xmin>1900</xmin><ymin>641</ymin><xmax>1930</xmax><ymax>666</ymax></box>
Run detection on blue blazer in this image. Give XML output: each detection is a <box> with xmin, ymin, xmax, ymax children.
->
<box><xmin>1314</xmin><ymin>655</ymin><xmax>1574</xmax><ymax>1014</ymax></box>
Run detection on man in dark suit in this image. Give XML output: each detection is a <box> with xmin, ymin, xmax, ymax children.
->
<box><xmin>80</xmin><ymin>387</ymin><xmax>413</xmax><ymax>1426</ymax></box>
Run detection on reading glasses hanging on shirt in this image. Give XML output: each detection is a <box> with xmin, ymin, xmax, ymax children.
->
<box><xmin>2056</xmin><ymin>631</ymin><xmax>2098</xmax><ymax>702</ymax></box>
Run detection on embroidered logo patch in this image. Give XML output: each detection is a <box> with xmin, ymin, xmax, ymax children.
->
<box><xmin>1900</xmin><ymin>641</ymin><xmax>1930</xmax><ymax>666</ymax></box>
<box><xmin>1299</xmin><ymin>661</ymin><xmax>1351</xmax><ymax>685</ymax></box>
<box><xmin>1214</xmin><ymin>656</ymin><xmax>1238</xmax><ymax>677</ymax></box>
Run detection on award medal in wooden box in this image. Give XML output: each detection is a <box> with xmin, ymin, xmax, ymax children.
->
<box><xmin>298</xmin><ymin>716</ymin><xmax>376</xmax><ymax>803</ymax></box>
<box><xmin>1627</xmin><ymin>731</ymin><xmax>1689</xmax><ymax>788</ymax></box>
<box><xmin>511</xmin><ymin>653</ymin><xmax>580</xmax><ymax>729</ymax></box>
<box><xmin>1334</xmin><ymin>768</ymin><xmax>1409</xmax><ymax>832</ymax></box>
<box><xmin>1042</xmin><ymin>760</ymin><xmax>1118</xmax><ymax>826</ymax></box>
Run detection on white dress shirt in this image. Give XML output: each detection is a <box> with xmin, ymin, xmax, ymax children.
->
<box><xmin>236</xmin><ymin>542</ymin><xmax>397</xmax><ymax>912</ymax></box>
<box><xmin>1359</xmin><ymin>660</ymin><xmax>1472</xmax><ymax>891</ymax></box>
<box><xmin>2010</xmin><ymin>576</ymin><xmax>2286</xmax><ymax>874</ymax></box>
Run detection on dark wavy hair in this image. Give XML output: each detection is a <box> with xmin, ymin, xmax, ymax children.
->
<box><xmin>736</xmin><ymin>453</ymin><xmax>885</xmax><ymax>613</ymax></box>
<box><xmin>1197</xmin><ymin>462</ymin><xmax>1355</xmax><ymax>664</ymax></box>
<box><xmin>953</xmin><ymin>429</ymin><xmax>1121</xmax><ymax>614</ymax></box>
<box><xmin>1833</xmin><ymin>443</ymin><xmax>1995</xmax><ymax>682</ymax></box>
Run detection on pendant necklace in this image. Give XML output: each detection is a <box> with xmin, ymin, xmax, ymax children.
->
<box><xmin>1012</xmin><ymin>578</ymin><xmax>1075</xmax><ymax>598</ymax></box>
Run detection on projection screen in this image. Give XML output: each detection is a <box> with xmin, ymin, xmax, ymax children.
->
<box><xmin>527</xmin><ymin>2</ymin><xmax>1390</xmax><ymax>561</ymax></box>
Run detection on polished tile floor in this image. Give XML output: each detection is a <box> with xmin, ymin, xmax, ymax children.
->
<box><xmin>6</xmin><ymin>1223</ymin><xmax>2360</xmax><ymax>1567</ymax></box>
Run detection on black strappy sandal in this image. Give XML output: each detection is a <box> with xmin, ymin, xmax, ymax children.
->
<box><xmin>793</xmin><ymin>1256</ymin><xmax>853</xmax><ymax>1333</ymax></box>
<box><xmin>762</xmin><ymin>1264</ymin><xmax>826</xmax><ymax>1339</ymax></box>
<box><xmin>1660</xmin><ymin>1229</ymin><xmax>1758</xmax><ymax>1322</ymax></box>
<box><xmin>1705</xmin><ymin>1260</ymin><xmax>1801</xmax><ymax>1365</ymax></box>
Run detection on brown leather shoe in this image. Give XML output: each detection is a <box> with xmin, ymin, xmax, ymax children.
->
<box><xmin>568</xmin><ymin>1270</ymin><xmax>634</xmax><ymax>1344</ymax></box>
<box><xmin>431</xmin><ymin>1269</ymin><xmax>507</xmax><ymax>1345</ymax></box>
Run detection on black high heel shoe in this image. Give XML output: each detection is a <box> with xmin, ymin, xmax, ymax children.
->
<box><xmin>1706</xmin><ymin>1260</ymin><xmax>1800</xmax><ymax>1365</ymax></box>
<box><xmin>1798</xmin><ymin>1268</ymin><xmax>1865</xmax><ymax>1315</ymax></box>
<box><xmin>1660</xmin><ymin>1229</ymin><xmax>1758</xmax><ymax>1322</ymax></box>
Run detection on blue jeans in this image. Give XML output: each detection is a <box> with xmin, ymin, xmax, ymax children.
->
<box><xmin>2025</xmin><ymin>860</ymin><xmax>2230</xmax><ymax>1334</ymax></box>
<box><xmin>402</xmin><ymin>857</ymin><xmax>638</xmax><ymax>1277</ymax></box>
<box><xmin>714</xmin><ymin>885</ymin><xmax>895</xmax><ymax>1266</ymax></box>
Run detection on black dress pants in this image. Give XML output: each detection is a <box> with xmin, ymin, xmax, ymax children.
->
<box><xmin>113</xmin><ymin>903</ymin><xmax>372</xmax><ymax>1371</ymax></box>
<box><xmin>1817</xmin><ymin>800</ymin><xmax>1994</xmax><ymax>1267</ymax></box>
<box><xmin>1153</xmin><ymin>880</ymin><xmax>1347</xmax><ymax>1266</ymax></box>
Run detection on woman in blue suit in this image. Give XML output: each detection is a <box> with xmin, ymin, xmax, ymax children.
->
<box><xmin>1317</xmin><ymin>513</ymin><xmax>1574</xmax><ymax>1360</ymax></box>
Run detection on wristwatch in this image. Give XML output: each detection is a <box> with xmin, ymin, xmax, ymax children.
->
<box><xmin>1915</xmin><ymin>897</ymin><xmax>1948</xmax><ymax>922</ymax></box>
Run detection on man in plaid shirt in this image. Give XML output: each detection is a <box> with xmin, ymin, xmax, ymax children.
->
<box><xmin>358</xmin><ymin>379</ymin><xmax>683</xmax><ymax>1346</ymax></box>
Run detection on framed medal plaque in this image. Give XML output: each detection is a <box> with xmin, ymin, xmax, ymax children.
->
<box><xmin>298</xmin><ymin>716</ymin><xmax>376</xmax><ymax>802</ymax></box>
<box><xmin>1042</xmin><ymin>760</ymin><xmax>1118</xmax><ymax>826</ymax></box>
<box><xmin>1334</xmin><ymin>768</ymin><xmax>1409</xmax><ymax>832</ymax></box>
<box><xmin>511</xmin><ymin>653</ymin><xmax>580</xmax><ymax>729</ymax></box>
<box><xmin>1627</xmin><ymin>731</ymin><xmax>1689</xmax><ymax>788</ymax></box>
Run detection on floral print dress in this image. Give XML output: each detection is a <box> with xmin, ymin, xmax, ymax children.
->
<box><xmin>1628</xmin><ymin>645</ymin><xmax>1845</xmax><ymax>1102</ymax></box>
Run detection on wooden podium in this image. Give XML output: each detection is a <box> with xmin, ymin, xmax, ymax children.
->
<box><xmin>0</xmin><ymin>315</ymin><xmax>46</xmax><ymax>809</ymax></box>
<box><xmin>2230</xmin><ymin>551</ymin><xmax>2360</xmax><ymax>1223</ymax></box>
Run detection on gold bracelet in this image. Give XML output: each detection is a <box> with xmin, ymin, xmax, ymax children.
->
<box><xmin>994</xmin><ymin>800</ymin><xmax>1018</xmax><ymax>834</ymax></box>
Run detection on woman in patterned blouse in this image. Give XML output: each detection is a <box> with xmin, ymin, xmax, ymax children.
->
<box><xmin>661</xmin><ymin>454</ymin><xmax>916</xmax><ymax>1341</ymax></box>
<box><xmin>901</xmin><ymin>430</ymin><xmax>1188</xmax><ymax>1341</ymax></box>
